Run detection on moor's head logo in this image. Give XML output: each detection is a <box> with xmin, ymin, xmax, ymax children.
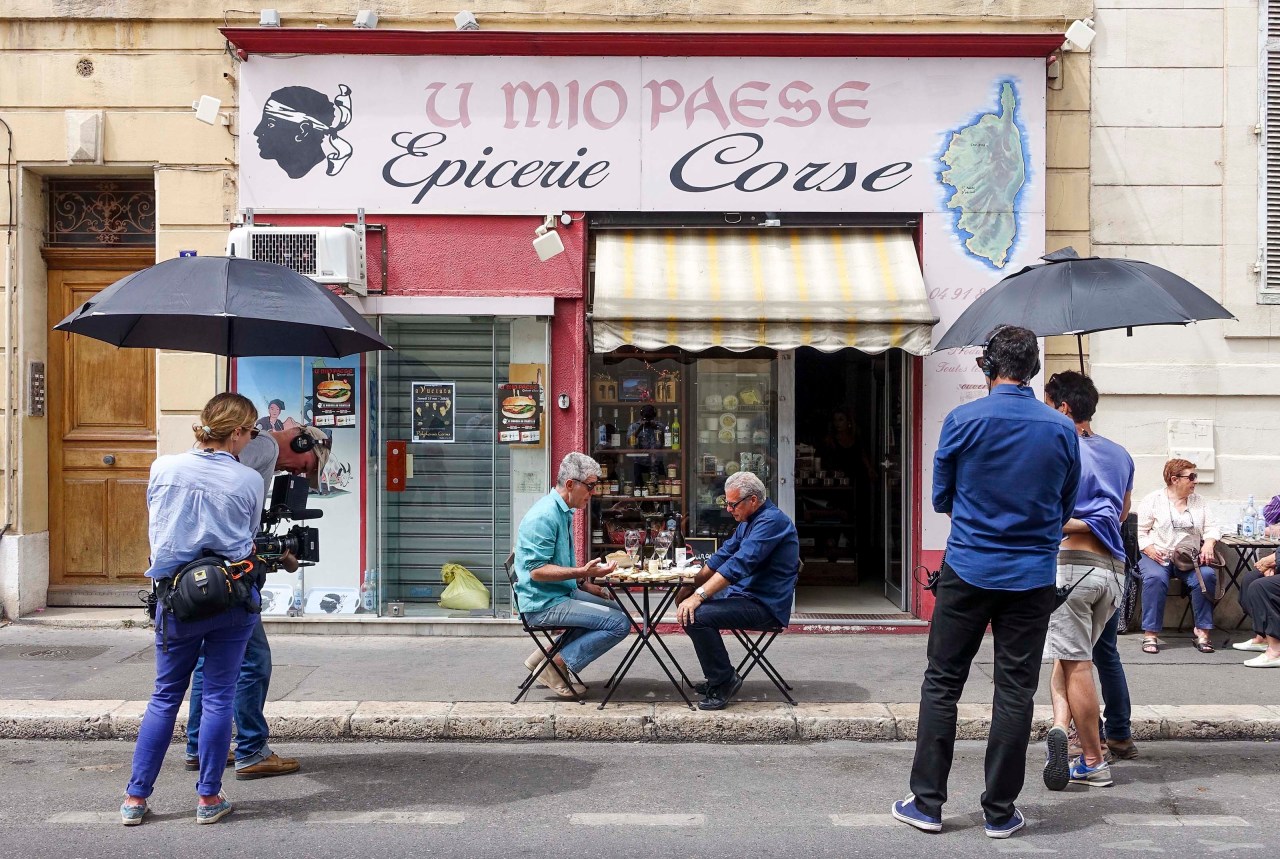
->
<box><xmin>254</xmin><ymin>84</ymin><xmax>354</xmax><ymax>179</ymax></box>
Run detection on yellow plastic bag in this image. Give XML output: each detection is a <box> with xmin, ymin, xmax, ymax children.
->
<box><xmin>438</xmin><ymin>562</ymin><xmax>491</xmax><ymax>610</ymax></box>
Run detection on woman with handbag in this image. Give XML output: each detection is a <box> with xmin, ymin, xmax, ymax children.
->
<box><xmin>121</xmin><ymin>393</ymin><xmax>266</xmax><ymax>826</ymax></box>
<box><xmin>1135</xmin><ymin>458</ymin><xmax>1221</xmax><ymax>655</ymax></box>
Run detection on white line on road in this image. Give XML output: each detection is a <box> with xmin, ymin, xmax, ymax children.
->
<box><xmin>569</xmin><ymin>813</ymin><xmax>705</xmax><ymax>827</ymax></box>
<box><xmin>305</xmin><ymin>811</ymin><xmax>465</xmax><ymax>825</ymax></box>
<box><xmin>829</xmin><ymin>814</ymin><xmax>897</xmax><ymax>827</ymax></box>
<box><xmin>1103</xmin><ymin>815</ymin><xmax>1250</xmax><ymax>828</ymax></box>
<box><xmin>47</xmin><ymin>812</ymin><xmax>120</xmax><ymax>824</ymax></box>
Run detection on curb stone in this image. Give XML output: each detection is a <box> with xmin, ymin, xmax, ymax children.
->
<box><xmin>0</xmin><ymin>700</ymin><xmax>1278</xmax><ymax>743</ymax></box>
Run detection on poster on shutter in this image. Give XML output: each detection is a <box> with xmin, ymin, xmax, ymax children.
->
<box><xmin>497</xmin><ymin>384</ymin><xmax>542</xmax><ymax>445</ymax></box>
<box><xmin>411</xmin><ymin>381</ymin><xmax>456</xmax><ymax>443</ymax></box>
<box><xmin>312</xmin><ymin>367</ymin><xmax>357</xmax><ymax>427</ymax></box>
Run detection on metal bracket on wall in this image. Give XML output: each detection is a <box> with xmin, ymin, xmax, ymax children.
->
<box><xmin>345</xmin><ymin>208</ymin><xmax>388</xmax><ymax>295</ymax></box>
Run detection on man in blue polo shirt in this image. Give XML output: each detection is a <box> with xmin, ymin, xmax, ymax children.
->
<box><xmin>677</xmin><ymin>471</ymin><xmax>800</xmax><ymax>710</ymax></box>
<box><xmin>892</xmin><ymin>325</ymin><xmax>1080</xmax><ymax>840</ymax></box>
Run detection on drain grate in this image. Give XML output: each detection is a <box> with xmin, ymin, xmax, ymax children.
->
<box><xmin>0</xmin><ymin>644</ymin><xmax>110</xmax><ymax>661</ymax></box>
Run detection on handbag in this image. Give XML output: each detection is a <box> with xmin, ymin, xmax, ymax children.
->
<box><xmin>163</xmin><ymin>555</ymin><xmax>261</xmax><ymax>623</ymax></box>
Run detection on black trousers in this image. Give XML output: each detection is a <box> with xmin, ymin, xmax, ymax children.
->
<box><xmin>683</xmin><ymin>595</ymin><xmax>775</xmax><ymax>689</ymax></box>
<box><xmin>909</xmin><ymin>564</ymin><xmax>1056</xmax><ymax>823</ymax></box>
<box><xmin>1242</xmin><ymin>574</ymin><xmax>1280</xmax><ymax>639</ymax></box>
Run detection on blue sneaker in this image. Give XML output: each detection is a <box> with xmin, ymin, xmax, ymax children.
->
<box><xmin>120</xmin><ymin>800</ymin><xmax>148</xmax><ymax>826</ymax></box>
<box><xmin>1043</xmin><ymin>726</ymin><xmax>1070</xmax><ymax>791</ymax></box>
<box><xmin>891</xmin><ymin>794</ymin><xmax>942</xmax><ymax>832</ymax></box>
<box><xmin>195</xmin><ymin>792</ymin><xmax>233</xmax><ymax>824</ymax></box>
<box><xmin>984</xmin><ymin>808</ymin><xmax>1025</xmax><ymax>839</ymax></box>
<box><xmin>1069</xmin><ymin>756</ymin><xmax>1113</xmax><ymax>787</ymax></box>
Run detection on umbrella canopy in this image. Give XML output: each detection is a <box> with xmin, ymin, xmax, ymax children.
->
<box><xmin>53</xmin><ymin>256</ymin><xmax>390</xmax><ymax>357</ymax></box>
<box><xmin>933</xmin><ymin>248</ymin><xmax>1235</xmax><ymax>362</ymax></box>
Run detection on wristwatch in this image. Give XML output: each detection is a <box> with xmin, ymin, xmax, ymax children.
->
<box><xmin>694</xmin><ymin>586</ymin><xmax>708</xmax><ymax>601</ymax></box>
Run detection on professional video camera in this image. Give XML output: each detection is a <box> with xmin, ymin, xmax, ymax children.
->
<box><xmin>254</xmin><ymin>474</ymin><xmax>322</xmax><ymax>567</ymax></box>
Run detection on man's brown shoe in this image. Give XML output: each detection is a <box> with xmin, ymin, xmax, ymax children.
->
<box><xmin>235</xmin><ymin>753</ymin><xmax>300</xmax><ymax>780</ymax></box>
<box><xmin>1106</xmin><ymin>738</ymin><xmax>1139</xmax><ymax>760</ymax></box>
<box><xmin>185</xmin><ymin>750</ymin><xmax>236</xmax><ymax>771</ymax></box>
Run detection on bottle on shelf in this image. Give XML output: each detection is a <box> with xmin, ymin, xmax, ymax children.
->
<box><xmin>609</xmin><ymin>408</ymin><xmax>622</xmax><ymax>448</ymax></box>
<box><xmin>670</xmin><ymin>408</ymin><xmax>681</xmax><ymax>451</ymax></box>
<box><xmin>627</xmin><ymin>407</ymin><xmax>638</xmax><ymax>448</ymax></box>
<box><xmin>595</xmin><ymin>406</ymin><xmax>611</xmax><ymax>450</ymax></box>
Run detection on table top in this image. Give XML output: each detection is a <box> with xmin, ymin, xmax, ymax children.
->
<box><xmin>593</xmin><ymin>574</ymin><xmax>696</xmax><ymax>587</ymax></box>
<box><xmin>1218</xmin><ymin>535</ymin><xmax>1280</xmax><ymax>549</ymax></box>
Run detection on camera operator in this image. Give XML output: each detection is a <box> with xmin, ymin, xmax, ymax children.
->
<box><xmin>122</xmin><ymin>393</ymin><xmax>264</xmax><ymax>825</ymax></box>
<box><xmin>183</xmin><ymin>424</ymin><xmax>331</xmax><ymax>781</ymax></box>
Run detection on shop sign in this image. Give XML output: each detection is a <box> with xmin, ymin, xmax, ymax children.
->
<box><xmin>312</xmin><ymin>366</ymin><xmax>356</xmax><ymax>427</ymax></box>
<box><xmin>411</xmin><ymin>381</ymin><xmax>456</xmax><ymax>443</ymax></box>
<box><xmin>239</xmin><ymin>56</ymin><xmax>1044</xmax><ymax>216</ymax></box>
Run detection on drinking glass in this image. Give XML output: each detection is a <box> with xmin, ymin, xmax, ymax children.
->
<box><xmin>653</xmin><ymin>529</ymin><xmax>673</xmax><ymax>565</ymax></box>
<box><xmin>624</xmin><ymin>529</ymin><xmax>643</xmax><ymax>566</ymax></box>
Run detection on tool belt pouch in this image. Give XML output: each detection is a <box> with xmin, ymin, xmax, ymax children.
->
<box><xmin>165</xmin><ymin>555</ymin><xmax>254</xmax><ymax>622</ymax></box>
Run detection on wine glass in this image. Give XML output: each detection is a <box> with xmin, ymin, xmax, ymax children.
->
<box><xmin>652</xmin><ymin>529</ymin><xmax>673</xmax><ymax>566</ymax></box>
<box><xmin>624</xmin><ymin>529</ymin><xmax>643</xmax><ymax>567</ymax></box>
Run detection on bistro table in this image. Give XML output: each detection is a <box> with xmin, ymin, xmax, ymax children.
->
<box><xmin>592</xmin><ymin>572</ymin><xmax>698</xmax><ymax>711</ymax></box>
<box><xmin>1216</xmin><ymin>534</ymin><xmax>1280</xmax><ymax>628</ymax></box>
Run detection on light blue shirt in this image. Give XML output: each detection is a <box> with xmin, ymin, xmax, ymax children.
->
<box><xmin>145</xmin><ymin>449</ymin><xmax>265</xmax><ymax>579</ymax></box>
<box><xmin>514</xmin><ymin>490</ymin><xmax>578</xmax><ymax>614</ymax></box>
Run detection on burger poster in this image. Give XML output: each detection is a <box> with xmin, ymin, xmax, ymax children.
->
<box><xmin>497</xmin><ymin>381</ymin><xmax>542</xmax><ymax>445</ymax></box>
<box><xmin>411</xmin><ymin>381</ymin><xmax>456</xmax><ymax>443</ymax></box>
<box><xmin>312</xmin><ymin>367</ymin><xmax>357</xmax><ymax>427</ymax></box>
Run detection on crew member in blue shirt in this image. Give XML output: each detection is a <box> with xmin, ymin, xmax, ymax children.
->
<box><xmin>678</xmin><ymin>471</ymin><xmax>800</xmax><ymax>711</ymax></box>
<box><xmin>893</xmin><ymin>325</ymin><xmax>1080</xmax><ymax>840</ymax></box>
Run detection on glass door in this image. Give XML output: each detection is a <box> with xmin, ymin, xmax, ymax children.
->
<box><xmin>879</xmin><ymin>351</ymin><xmax>909</xmax><ymax>608</ymax></box>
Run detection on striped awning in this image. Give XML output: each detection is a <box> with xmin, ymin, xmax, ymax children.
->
<box><xmin>591</xmin><ymin>229</ymin><xmax>936</xmax><ymax>354</ymax></box>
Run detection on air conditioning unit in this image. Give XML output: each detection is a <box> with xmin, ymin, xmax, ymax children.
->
<box><xmin>226</xmin><ymin>226</ymin><xmax>367</xmax><ymax>296</ymax></box>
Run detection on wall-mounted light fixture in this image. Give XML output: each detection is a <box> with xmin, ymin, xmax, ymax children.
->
<box><xmin>354</xmin><ymin>10</ymin><xmax>379</xmax><ymax>29</ymax></box>
<box><xmin>455</xmin><ymin>11</ymin><xmax>479</xmax><ymax>31</ymax></box>
<box><xmin>1063</xmin><ymin>18</ymin><xmax>1096</xmax><ymax>52</ymax></box>
<box><xmin>533</xmin><ymin>214</ymin><xmax>567</xmax><ymax>262</ymax></box>
<box><xmin>259</xmin><ymin>9</ymin><xmax>281</xmax><ymax>27</ymax></box>
<box><xmin>192</xmin><ymin>95</ymin><xmax>229</xmax><ymax>125</ymax></box>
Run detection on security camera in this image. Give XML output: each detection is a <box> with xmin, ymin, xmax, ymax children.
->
<box><xmin>455</xmin><ymin>11</ymin><xmax>479</xmax><ymax>31</ymax></box>
<box><xmin>192</xmin><ymin>95</ymin><xmax>223</xmax><ymax>125</ymax></box>
<box><xmin>1064</xmin><ymin>18</ymin><xmax>1096</xmax><ymax>52</ymax></box>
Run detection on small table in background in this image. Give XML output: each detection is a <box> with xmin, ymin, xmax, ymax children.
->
<box><xmin>592</xmin><ymin>574</ymin><xmax>697</xmax><ymax>711</ymax></box>
<box><xmin>1216</xmin><ymin>535</ymin><xmax>1280</xmax><ymax>627</ymax></box>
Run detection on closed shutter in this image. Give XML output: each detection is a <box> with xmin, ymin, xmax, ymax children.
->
<box><xmin>379</xmin><ymin>317</ymin><xmax>512</xmax><ymax>614</ymax></box>
<box><xmin>1266</xmin><ymin>4</ymin><xmax>1280</xmax><ymax>298</ymax></box>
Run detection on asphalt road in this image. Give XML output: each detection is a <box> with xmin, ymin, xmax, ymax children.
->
<box><xmin>1</xmin><ymin>739</ymin><xmax>1277</xmax><ymax>858</ymax></box>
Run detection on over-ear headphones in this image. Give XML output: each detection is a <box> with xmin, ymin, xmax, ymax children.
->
<box><xmin>978</xmin><ymin>344</ymin><xmax>996</xmax><ymax>379</ymax></box>
<box><xmin>291</xmin><ymin>430</ymin><xmax>318</xmax><ymax>454</ymax></box>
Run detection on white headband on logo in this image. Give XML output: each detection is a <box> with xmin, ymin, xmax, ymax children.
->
<box><xmin>263</xmin><ymin>84</ymin><xmax>353</xmax><ymax>175</ymax></box>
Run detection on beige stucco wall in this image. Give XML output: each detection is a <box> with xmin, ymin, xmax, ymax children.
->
<box><xmin>0</xmin><ymin>2</ymin><xmax>1089</xmax><ymax>614</ymax></box>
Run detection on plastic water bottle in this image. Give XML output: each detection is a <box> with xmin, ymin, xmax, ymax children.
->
<box><xmin>1244</xmin><ymin>495</ymin><xmax>1259</xmax><ymax>538</ymax></box>
<box><xmin>362</xmin><ymin>569</ymin><xmax>378</xmax><ymax>612</ymax></box>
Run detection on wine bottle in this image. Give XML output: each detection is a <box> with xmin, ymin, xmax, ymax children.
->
<box><xmin>596</xmin><ymin>407</ymin><xmax>610</xmax><ymax>450</ymax></box>
<box><xmin>627</xmin><ymin>407</ymin><xmax>638</xmax><ymax>448</ymax></box>
<box><xmin>609</xmin><ymin>409</ymin><xmax>621</xmax><ymax>448</ymax></box>
<box><xmin>670</xmin><ymin>408</ymin><xmax>681</xmax><ymax>451</ymax></box>
<box><xmin>673</xmin><ymin>513</ymin><xmax>686</xmax><ymax>549</ymax></box>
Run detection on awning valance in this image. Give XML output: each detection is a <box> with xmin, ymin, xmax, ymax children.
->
<box><xmin>591</xmin><ymin>229</ymin><xmax>936</xmax><ymax>354</ymax></box>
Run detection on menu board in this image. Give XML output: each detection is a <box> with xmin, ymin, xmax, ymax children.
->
<box><xmin>311</xmin><ymin>366</ymin><xmax>356</xmax><ymax>427</ymax></box>
<box><xmin>411</xmin><ymin>381</ymin><xmax>456</xmax><ymax>443</ymax></box>
<box><xmin>497</xmin><ymin>381</ymin><xmax>542</xmax><ymax>445</ymax></box>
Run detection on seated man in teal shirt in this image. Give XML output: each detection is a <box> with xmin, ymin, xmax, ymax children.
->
<box><xmin>514</xmin><ymin>452</ymin><xmax>630</xmax><ymax>698</ymax></box>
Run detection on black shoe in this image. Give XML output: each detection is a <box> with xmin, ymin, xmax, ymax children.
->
<box><xmin>689</xmin><ymin>679</ymin><xmax>711</xmax><ymax>696</ymax></box>
<box><xmin>697</xmin><ymin>673</ymin><xmax>743</xmax><ymax>711</ymax></box>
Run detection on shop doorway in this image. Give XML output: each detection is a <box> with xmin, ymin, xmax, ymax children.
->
<box><xmin>791</xmin><ymin>347</ymin><xmax>910</xmax><ymax>617</ymax></box>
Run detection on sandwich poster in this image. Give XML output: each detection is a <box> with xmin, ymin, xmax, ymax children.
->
<box><xmin>411</xmin><ymin>381</ymin><xmax>456</xmax><ymax>443</ymax></box>
<box><xmin>312</xmin><ymin>367</ymin><xmax>357</xmax><ymax>427</ymax></box>
<box><xmin>497</xmin><ymin>381</ymin><xmax>542</xmax><ymax>445</ymax></box>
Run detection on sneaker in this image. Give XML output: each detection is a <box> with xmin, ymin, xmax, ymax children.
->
<box><xmin>184</xmin><ymin>749</ymin><xmax>236</xmax><ymax>771</ymax></box>
<box><xmin>195</xmin><ymin>792</ymin><xmax>233</xmax><ymax>825</ymax></box>
<box><xmin>984</xmin><ymin>808</ymin><xmax>1026</xmax><ymax>839</ymax></box>
<box><xmin>890</xmin><ymin>794</ymin><xmax>942</xmax><ymax>833</ymax></box>
<box><xmin>1106</xmin><ymin>737</ymin><xmax>1139</xmax><ymax>760</ymax></box>
<box><xmin>697</xmin><ymin>673</ymin><xmax>743</xmax><ymax>711</ymax></box>
<box><xmin>235</xmin><ymin>752</ymin><xmax>301</xmax><ymax>780</ymax></box>
<box><xmin>1043</xmin><ymin>726</ymin><xmax>1070</xmax><ymax>791</ymax></box>
<box><xmin>1232</xmin><ymin>640</ymin><xmax>1267</xmax><ymax>652</ymax></box>
<box><xmin>120</xmin><ymin>800</ymin><xmax>148</xmax><ymax>826</ymax></box>
<box><xmin>1069</xmin><ymin>756</ymin><xmax>1114</xmax><ymax>787</ymax></box>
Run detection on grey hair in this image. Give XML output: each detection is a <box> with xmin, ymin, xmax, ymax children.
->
<box><xmin>725</xmin><ymin>471</ymin><xmax>767</xmax><ymax>501</ymax></box>
<box><xmin>556</xmin><ymin>451</ymin><xmax>602</xmax><ymax>487</ymax></box>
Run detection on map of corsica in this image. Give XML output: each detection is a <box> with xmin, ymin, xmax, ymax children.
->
<box><xmin>939</xmin><ymin>81</ymin><xmax>1026</xmax><ymax>268</ymax></box>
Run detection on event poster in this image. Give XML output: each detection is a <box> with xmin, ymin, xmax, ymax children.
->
<box><xmin>411</xmin><ymin>381</ymin><xmax>456</xmax><ymax>443</ymax></box>
<box><xmin>312</xmin><ymin>366</ymin><xmax>357</xmax><ymax>427</ymax></box>
<box><xmin>235</xmin><ymin>355</ymin><xmax>363</xmax><ymax>594</ymax></box>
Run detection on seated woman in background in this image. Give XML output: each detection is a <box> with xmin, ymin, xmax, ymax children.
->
<box><xmin>1135</xmin><ymin>458</ymin><xmax>1220</xmax><ymax>655</ymax></box>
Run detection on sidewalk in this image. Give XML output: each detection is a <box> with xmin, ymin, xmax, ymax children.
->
<box><xmin>1</xmin><ymin>619</ymin><xmax>1277</xmax><ymax>742</ymax></box>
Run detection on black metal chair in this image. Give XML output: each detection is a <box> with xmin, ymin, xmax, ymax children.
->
<box><xmin>504</xmin><ymin>552</ymin><xmax>584</xmax><ymax>704</ymax></box>
<box><xmin>710</xmin><ymin>561</ymin><xmax>801</xmax><ymax>706</ymax></box>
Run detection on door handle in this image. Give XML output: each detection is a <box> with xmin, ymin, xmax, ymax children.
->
<box><xmin>879</xmin><ymin>459</ymin><xmax>894</xmax><ymax>469</ymax></box>
<box><xmin>102</xmin><ymin>454</ymin><xmax>116</xmax><ymax>466</ymax></box>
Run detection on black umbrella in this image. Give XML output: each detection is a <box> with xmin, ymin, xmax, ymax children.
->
<box><xmin>933</xmin><ymin>248</ymin><xmax>1235</xmax><ymax>371</ymax></box>
<box><xmin>53</xmin><ymin>256</ymin><xmax>390</xmax><ymax>358</ymax></box>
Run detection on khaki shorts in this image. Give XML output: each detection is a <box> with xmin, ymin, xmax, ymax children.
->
<box><xmin>1044</xmin><ymin>550</ymin><xmax>1124</xmax><ymax>661</ymax></box>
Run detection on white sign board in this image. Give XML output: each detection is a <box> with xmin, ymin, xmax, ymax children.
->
<box><xmin>239</xmin><ymin>55</ymin><xmax>1045</xmax><ymax>217</ymax></box>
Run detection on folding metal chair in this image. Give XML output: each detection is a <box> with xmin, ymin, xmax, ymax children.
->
<box><xmin>504</xmin><ymin>552</ymin><xmax>584</xmax><ymax>704</ymax></box>
<box><xmin>730</xmin><ymin>624</ymin><xmax>796</xmax><ymax>705</ymax></box>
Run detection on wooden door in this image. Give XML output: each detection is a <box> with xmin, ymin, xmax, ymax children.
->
<box><xmin>46</xmin><ymin>249</ymin><xmax>156</xmax><ymax>602</ymax></box>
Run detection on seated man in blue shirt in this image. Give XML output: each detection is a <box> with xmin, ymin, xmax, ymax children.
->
<box><xmin>677</xmin><ymin>471</ymin><xmax>800</xmax><ymax>711</ymax></box>
<box><xmin>514</xmin><ymin>452</ymin><xmax>630</xmax><ymax>698</ymax></box>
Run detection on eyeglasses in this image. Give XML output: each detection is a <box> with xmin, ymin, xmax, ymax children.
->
<box><xmin>1177</xmin><ymin>473</ymin><xmax>1198</xmax><ymax>482</ymax></box>
<box><xmin>579</xmin><ymin>479</ymin><xmax>599</xmax><ymax>491</ymax></box>
<box><xmin>241</xmin><ymin>425</ymin><xmax>261</xmax><ymax>439</ymax></box>
<box><xmin>724</xmin><ymin>495</ymin><xmax>755</xmax><ymax>511</ymax></box>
